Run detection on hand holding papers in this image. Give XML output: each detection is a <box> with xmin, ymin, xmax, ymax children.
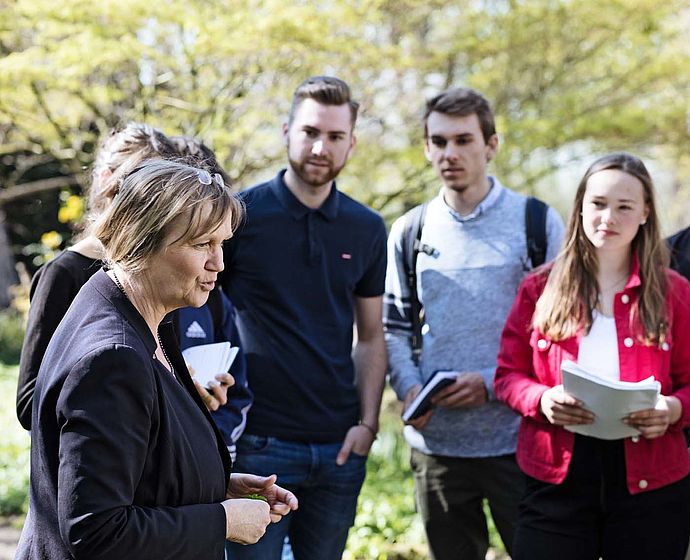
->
<box><xmin>402</xmin><ymin>371</ymin><xmax>457</xmax><ymax>422</ymax></box>
<box><xmin>182</xmin><ymin>342</ymin><xmax>239</xmax><ymax>389</ymax></box>
<box><xmin>560</xmin><ymin>359</ymin><xmax>660</xmax><ymax>440</ymax></box>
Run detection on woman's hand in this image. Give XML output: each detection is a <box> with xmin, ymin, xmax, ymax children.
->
<box><xmin>188</xmin><ymin>363</ymin><xmax>234</xmax><ymax>411</ymax></box>
<box><xmin>539</xmin><ymin>385</ymin><xmax>595</xmax><ymax>426</ymax></box>
<box><xmin>227</xmin><ymin>473</ymin><xmax>298</xmax><ymax>523</ymax></box>
<box><xmin>221</xmin><ymin>498</ymin><xmax>271</xmax><ymax>544</ymax></box>
<box><xmin>623</xmin><ymin>395</ymin><xmax>682</xmax><ymax>439</ymax></box>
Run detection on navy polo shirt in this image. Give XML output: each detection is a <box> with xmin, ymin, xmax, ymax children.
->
<box><xmin>221</xmin><ymin>170</ymin><xmax>387</xmax><ymax>442</ymax></box>
<box><xmin>668</xmin><ymin>226</ymin><xmax>690</xmax><ymax>282</ymax></box>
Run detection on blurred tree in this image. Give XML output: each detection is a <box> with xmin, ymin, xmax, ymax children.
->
<box><xmin>0</xmin><ymin>0</ymin><xmax>689</xmax><ymax>277</ymax></box>
<box><xmin>0</xmin><ymin>0</ymin><xmax>392</xmax><ymax>273</ymax></box>
<box><xmin>349</xmin><ymin>0</ymin><xmax>690</xmax><ymax>220</ymax></box>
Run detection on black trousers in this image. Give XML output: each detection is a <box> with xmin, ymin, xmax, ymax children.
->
<box><xmin>410</xmin><ymin>449</ymin><xmax>524</xmax><ymax>560</ymax></box>
<box><xmin>513</xmin><ymin>435</ymin><xmax>690</xmax><ymax>560</ymax></box>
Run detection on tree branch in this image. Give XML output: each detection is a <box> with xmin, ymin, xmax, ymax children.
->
<box><xmin>30</xmin><ymin>81</ymin><xmax>70</xmax><ymax>147</ymax></box>
<box><xmin>0</xmin><ymin>176</ymin><xmax>83</xmax><ymax>205</ymax></box>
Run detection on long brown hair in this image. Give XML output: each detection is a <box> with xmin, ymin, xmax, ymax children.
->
<box><xmin>533</xmin><ymin>153</ymin><xmax>669</xmax><ymax>344</ymax></box>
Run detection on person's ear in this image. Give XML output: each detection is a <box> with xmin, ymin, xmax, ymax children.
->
<box><xmin>282</xmin><ymin>122</ymin><xmax>289</xmax><ymax>146</ymax></box>
<box><xmin>341</xmin><ymin>133</ymin><xmax>356</xmax><ymax>164</ymax></box>
<box><xmin>486</xmin><ymin>134</ymin><xmax>499</xmax><ymax>162</ymax></box>
<box><xmin>102</xmin><ymin>182</ymin><xmax>120</xmax><ymax>207</ymax></box>
<box><xmin>97</xmin><ymin>167</ymin><xmax>112</xmax><ymax>187</ymax></box>
<box><xmin>95</xmin><ymin>168</ymin><xmax>116</xmax><ymax>208</ymax></box>
<box><xmin>423</xmin><ymin>139</ymin><xmax>433</xmax><ymax>163</ymax></box>
<box><xmin>641</xmin><ymin>204</ymin><xmax>650</xmax><ymax>225</ymax></box>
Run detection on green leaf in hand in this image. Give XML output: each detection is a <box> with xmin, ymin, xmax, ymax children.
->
<box><xmin>243</xmin><ymin>493</ymin><xmax>268</xmax><ymax>502</ymax></box>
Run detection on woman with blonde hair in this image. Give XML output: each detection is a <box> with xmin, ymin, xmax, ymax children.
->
<box><xmin>16</xmin><ymin>159</ymin><xmax>296</xmax><ymax>559</ymax></box>
<box><xmin>16</xmin><ymin>123</ymin><xmax>236</xmax><ymax>428</ymax></box>
<box><xmin>495</xmin><ymin>152</ymin><xmax>690</xmax><ymax>559</ymax></box>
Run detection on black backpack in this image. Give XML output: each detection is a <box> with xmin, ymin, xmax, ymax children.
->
<box><xmin>401</xmin><ymin>196</ymin><xmax>548</xmax><ymax>365</ymax></box>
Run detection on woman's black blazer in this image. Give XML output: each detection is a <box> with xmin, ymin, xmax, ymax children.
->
<box><xmin>16</xmin><ymin>269</ymin><xmax>232</xmax><ymax>560</ymax></box>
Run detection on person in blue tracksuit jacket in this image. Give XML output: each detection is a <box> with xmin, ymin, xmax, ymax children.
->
<box><xmin>173</xmin><ymin>285</ymin><xmax>252</xmax><ymax>460</ymax></box>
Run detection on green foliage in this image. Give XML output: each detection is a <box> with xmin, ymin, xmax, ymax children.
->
<box><xmin>346</xmin><ymin>389</ymin><xmax>507</xmax><ymax>559</ymax></box>
<box><xmin>0</xmin><ymin>365</ymin><xmax>30</xmax><ymax>516</ymax></box>
<box><xmin>0</xmin><ymin>311</ymin><xmax>25</xmax><ymax>365</ymax></box>
<box><xmin>2</xmin><ymin>0</ymin><xmax>689</xmax><ymax>242</ymax></box>
<box><xmin>345</xmin><ymin>391</ymin><xmax>428</xmax><ymax>559</ymax></box>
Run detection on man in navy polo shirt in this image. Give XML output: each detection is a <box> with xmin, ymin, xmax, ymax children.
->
<box><xmin>222</xmin><ymin>76</ymin><xmax>388</xmax><ymax>560</ymax></box>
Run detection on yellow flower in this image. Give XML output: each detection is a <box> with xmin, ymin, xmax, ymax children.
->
<box><xmin>58</xmin><ymin>195</ymin><xmax>84</xmax><ymax>223</ymax></box>
<box><xmin>41</xmin><ymin>231</ymin><xmax>63</xmax><ymax>250</ymax></box>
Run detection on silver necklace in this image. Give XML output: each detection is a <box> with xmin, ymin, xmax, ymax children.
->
<box><xmin>155</xmin><ymin>333</ymin><xmax>174</xmax><ymax>373</ymax></box>
<box><xmin>111</xmin><ymin>271</ymin><xmax>174</xmax><ymax>372</ymax></box>
<box><xmin>597</xmin><ymin>274</ymin><xmax>627</xmax><ymax>301</ymax></box>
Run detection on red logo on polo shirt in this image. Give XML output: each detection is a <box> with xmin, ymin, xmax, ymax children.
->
<box><xmin>341</xmin><ymin>253</ymin><xmax>352</xmax><ymax>260</ymax></box>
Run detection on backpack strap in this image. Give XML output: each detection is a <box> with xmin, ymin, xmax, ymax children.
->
<box><xmin>401</xmin><ymin>202</ymin><xmax>429</xmax><ymax>365</ymax></box>
<box><xmin>525</xmin><ymin>196</ymin><xmax>548</xmax><ymax>268</ymax></box>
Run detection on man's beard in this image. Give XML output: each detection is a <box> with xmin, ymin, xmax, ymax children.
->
<box><xmin>288</xmin><ymin>155</ymin><xmax>345</xmax><ymax>187</ymax></box>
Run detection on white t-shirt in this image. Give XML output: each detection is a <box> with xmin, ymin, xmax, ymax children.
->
<box><xmin>577</xmin><ymin>310</ymin><xmax>620</xmax><ymax>381</ymax></box>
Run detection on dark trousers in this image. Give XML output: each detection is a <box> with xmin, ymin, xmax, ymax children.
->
<box><xmin>514</xmin><ymin>435</ymin><xmax>690</xmax><ymax>560</ymax></box>
<box><xmin>410</xmin><ymin>449</ymin><xmax>524</xmax><ymax>560</ymax></box>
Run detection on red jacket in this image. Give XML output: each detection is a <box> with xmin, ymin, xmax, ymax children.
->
<box><xmin>494</xmin><ymin>262</ymin><xmax>690</xmax><ymax>494</ymax></box>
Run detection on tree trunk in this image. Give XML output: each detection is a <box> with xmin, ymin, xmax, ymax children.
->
<box><xmin>0</xmin><ymin>208</ymin><xmax>18</xmax><ymax>308</ymax></box>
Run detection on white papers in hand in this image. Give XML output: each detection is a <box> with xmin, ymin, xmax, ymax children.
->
<box><xmin>402</xmin><ymin>371</ymin><xmax>457</xmax><ymax>422</ymax></box>
<box><xmin>182</xmin><ymin>342</ymin><xmax>239</xmax><ymax>388</ymax></box>
<box><xmin>561</xmin><ymin>359</ymin><xmax>660</xmax><ymax>440</ymax></box>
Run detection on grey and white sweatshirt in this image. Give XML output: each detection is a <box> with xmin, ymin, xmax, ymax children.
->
<box><xmin>384</xmin><ymin>178</ymin><xmax>565</xmax><ymax>457</ymax></box>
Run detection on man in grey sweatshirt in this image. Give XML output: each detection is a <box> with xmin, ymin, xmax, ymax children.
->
<box><xmin>384</xmin><ymin>88</ymin><xmax>565</xmax><ymax>560</ymax></box>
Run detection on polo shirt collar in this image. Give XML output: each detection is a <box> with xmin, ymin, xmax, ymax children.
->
<box><xmin>270</xmin><ymin>169</ymin><xmax>340</xmax><ymax>221</ymax></box>
<box><xmin>440</xmin><ymin>176</ymin><xmax>503</xmax><ymax>222</ymax></box>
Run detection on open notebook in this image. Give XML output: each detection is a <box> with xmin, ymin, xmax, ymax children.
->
<box><xmin>561</xmin><ymin>359</ymin><xmax>660</xmax><ymax>440</ymax></box>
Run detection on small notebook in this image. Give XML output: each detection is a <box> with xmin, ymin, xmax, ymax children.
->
<box><xmin>182</xmin><ymin>342</ymin><xmax>239</xmax><ymax>388</ymax></box>
<box><xmin>561</xmin><ymin>359</ymin><xmax>660</xmax><ymax>440</ymax></box>
<box><xmin>402</xmin><ymin>371</ymin><xmax>457</xmax><ymax>422</ymax></box>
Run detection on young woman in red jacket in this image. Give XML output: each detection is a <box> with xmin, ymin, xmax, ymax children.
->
<box><xmin>495</xmin><ymin>152</ymin><xmax>690</xmax><ymax>560</ymax></box>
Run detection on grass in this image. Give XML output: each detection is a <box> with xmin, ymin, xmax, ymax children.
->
<box><xmin>0</xmin><ymin>364</ymin><xmax>29</xmax><ymax>517</ymax></box>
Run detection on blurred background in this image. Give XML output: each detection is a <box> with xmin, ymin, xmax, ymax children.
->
<box><xmin>1</xmin><ymin>0</ymin><xmax>689</xmax><ymax>557</ymax></box>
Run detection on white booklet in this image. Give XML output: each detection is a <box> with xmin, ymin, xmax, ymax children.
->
<box><xmin>560</xmin><ymin>359</ymin><xmax>660</xmax><ymax>440</ymax></box>
<box><xmin>181</xmin><ymin>342</ymin><xmax>239</xmax><ymax>389</ymax></box>
<box><xmin>402</xmin><ymin>370</ymin><xmax>457</xmax><ymax>422</ymax></box>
